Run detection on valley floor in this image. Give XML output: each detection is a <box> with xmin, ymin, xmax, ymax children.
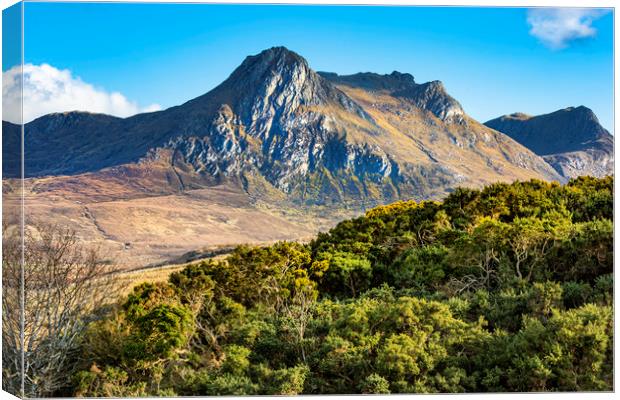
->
<box><xmin>3</xmin><ymin>180</ymin><xmax>351</xmax><ymax>269</ymax></box>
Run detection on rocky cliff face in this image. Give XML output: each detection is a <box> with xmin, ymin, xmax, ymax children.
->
<box><xmin>151</xmin><ymin>47</ymin><xmax>407</xmax><ymax>204</ymax></box>
<box><xmin>485</xmin><ymin>106</ymin><xmax>614</xmax><ymax>179</ymax></box>
<box><xmin>319</xmin><ymin>71</ymin><xmax>465</xmax><ymax>123</ymax></box>
<box><xmin>5</xmin><ymin>47</ymin><xmax>563</xmax><ymax>208</ymax></box>
<box><xmin>317</xmin><ymin>71</ymin><xmax>416</xmax><ymax>92</ymax></box>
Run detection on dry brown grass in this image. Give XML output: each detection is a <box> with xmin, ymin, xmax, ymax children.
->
<box><xmin>8</xmin><ymin>181</ymin><xmax>342</xmax><ymax>270</ymax></box>
<box><xmin>112</xmin><ymin>250</ymin><xmax>234</xmax><ymax>296</ymax></box>
<box><xmin>113</xmin><ymin>264</ymin><xmax>187</xmax><ymax>296</ymax></box>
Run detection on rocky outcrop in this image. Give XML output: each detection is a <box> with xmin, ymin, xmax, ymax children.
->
<box><xmin>542</xmin><ymin>148</ymin><xmax>613</xmax><ymax>180</ymax></box>
<box><xmin>319</xmin><ymin>71</ymin><xmax>465</xmax><ymax>123</ymax></box>
<box><xmin>485</xmin><ymin>106</ymin><xmax>614</xmax><ymax>178</ymax></box>
<box><xmin>394</xmin><ymin>81</ymin><xmax>465</xmax><ymax>124</ymax></box>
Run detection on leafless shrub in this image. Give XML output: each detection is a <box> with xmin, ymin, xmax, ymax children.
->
<box><xmin>2</xmin><ymin>222</ymin><xmax>120</xmax><ymax>397</ymax></box>
<box><xmin>442</xmin><ymin>248</ymin><xmax>500</xmax><ymax>296</ymax></box>
<box><xmin>281</xmin><ymin>285</ymin><xmax>316</xmax><ymax>363</ymax></box>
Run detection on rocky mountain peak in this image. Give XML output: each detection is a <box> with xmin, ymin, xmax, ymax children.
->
<box><xmin>484</xmin><ymin>106</ymin><xmax>613</xmax><ymax>179</ymax></box>
<box><xmin>185</xmin><ymin>46</ymin><xmax>368</xmax><ymax>127</ymax></box>
<box><xmin>561</xmin><ymin>105</ymin><xmax>601</xmax><ymax>123</ymax></box>
<box><xmin>221</xmin><ymin>46</ymin><xmax>322</xmax><ymax>103</ymax></box>
<box><xmin>485</xmin><ymin>105</ymin><xmax>611</xmax><ymax>155</ymax></box>
<box><xmin>227</xmin><ymin>47</ymin><xmax>313</xmax><ymax>90</ymax></box>
<box><xmin>245</xmin><ymin>46</ymin><xmax>309</xmax><ymax>70</ymax></box>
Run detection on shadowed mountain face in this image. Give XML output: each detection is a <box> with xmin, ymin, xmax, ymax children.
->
<box><xmin>4</xmin><ymin>47</ymin><xmax>562</xmax><ymax>208</ymax></box>
<box><xmin>485</xmin><ymin>107</ymin><xmax>614</xmax><ymax>179</ymax></box>
<box><xmin>2</xmin><ymin>120</ymin><xmax>21</xmax><ymax>179</ymax></box>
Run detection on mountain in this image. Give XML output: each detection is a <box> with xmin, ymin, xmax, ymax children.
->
<box><xmin>485</xmin><ymin>106</ymin><xmax>614</xmax><ymax>179</ymax></box>
<box><xmin>5</xmin><ymin>47</ymin><xmax>561</xmax><ymax>206</ymax></box>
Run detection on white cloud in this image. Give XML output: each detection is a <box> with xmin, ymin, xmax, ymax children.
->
<box><xmin>2</xmin><ymin>63</ymin><xmax>162</xmax><ymax>124</ymax></box>
<box><xmin>527</xmin><ymin>8</ymin><xmax>609</xmax><ymax>50</ymax></box>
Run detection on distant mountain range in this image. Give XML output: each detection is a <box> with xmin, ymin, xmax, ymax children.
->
<box><xmin>4</xmin><ymin>46</ymin><xmax>571</xmax><ymax>209</ymax></box>
<box><xmin>484</xmin><ymin>106</ymin><xmax>613</xmax><ymax>179</ymax></box>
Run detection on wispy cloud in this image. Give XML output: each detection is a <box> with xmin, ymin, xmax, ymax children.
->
<box><xmin>2</xmin><ymin>63</ymin><xmax>161</xmax><ymax>124</ymax></box>
<box><xmin>527</xmin><ymin>8</ymin><xmax>609</xmax><ymax>50</ymax></box>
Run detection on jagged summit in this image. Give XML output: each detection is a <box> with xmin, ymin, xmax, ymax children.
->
<box><xmin>225</xmin><ymin>46</ymin><xmax>315</xmax><ymax>92</ymax></box>
<box><xmin>244</xmin><ymin>46</ymin><xmax>309</xmax><ymax>69</ymax></box>
<box><xmin>184</xmin><ymin>46</ymin><xmax>367</xmax><ymax>124</ymax></box>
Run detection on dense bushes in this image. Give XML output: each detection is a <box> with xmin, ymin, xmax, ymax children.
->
<box><xmin>72</xmin><ymin>177</ymin><xmax>613</xmax><ymax>395</ymax></box>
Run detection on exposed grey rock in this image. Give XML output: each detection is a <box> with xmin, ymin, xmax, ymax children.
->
<box><xmin>543</xmin><ymin>149</ymin><xmax>614</xmax><ymax>179</ymax></box>
<box><xmin>394</xmin><ymin>81</ymin><xmax>465</xmax><ymax>124</ymax></box>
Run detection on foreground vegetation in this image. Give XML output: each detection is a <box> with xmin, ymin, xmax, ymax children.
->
<box><xmin>6</xmin><ymin>177</ymin><xmax>613</xmax><ymax>396</ymax></box>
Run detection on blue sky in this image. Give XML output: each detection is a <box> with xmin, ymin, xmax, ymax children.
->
<box><xmin>3</xmin><ymin>3</ymin><xmax>614</xmax><ymax>131</ymax></box>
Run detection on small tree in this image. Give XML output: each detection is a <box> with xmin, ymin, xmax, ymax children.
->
<box><xmin>2</xmin><ymin>222</ymin><xmax>118</xmax><ymax>397</ymax></box>
<box><xmin>281</xmin><ymin>273</ymin><xmax>317</xmax><ymax>362</ymax></box>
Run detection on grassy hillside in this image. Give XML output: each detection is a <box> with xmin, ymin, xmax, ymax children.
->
<box><xmin>70</xmin><ymin>176</ymin><xmax>613</xmax><ymax>395</ymax></box>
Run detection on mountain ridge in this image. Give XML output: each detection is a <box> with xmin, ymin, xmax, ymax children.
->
<box><xmin>318</xmin><ymin>71</ymin><xmax>465</xmax><ymax>123</ymax></box>
<box><xmin>485</xmin><ymin>106</ymin><xmax>613</xmax><ymax>179</ymax></box>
